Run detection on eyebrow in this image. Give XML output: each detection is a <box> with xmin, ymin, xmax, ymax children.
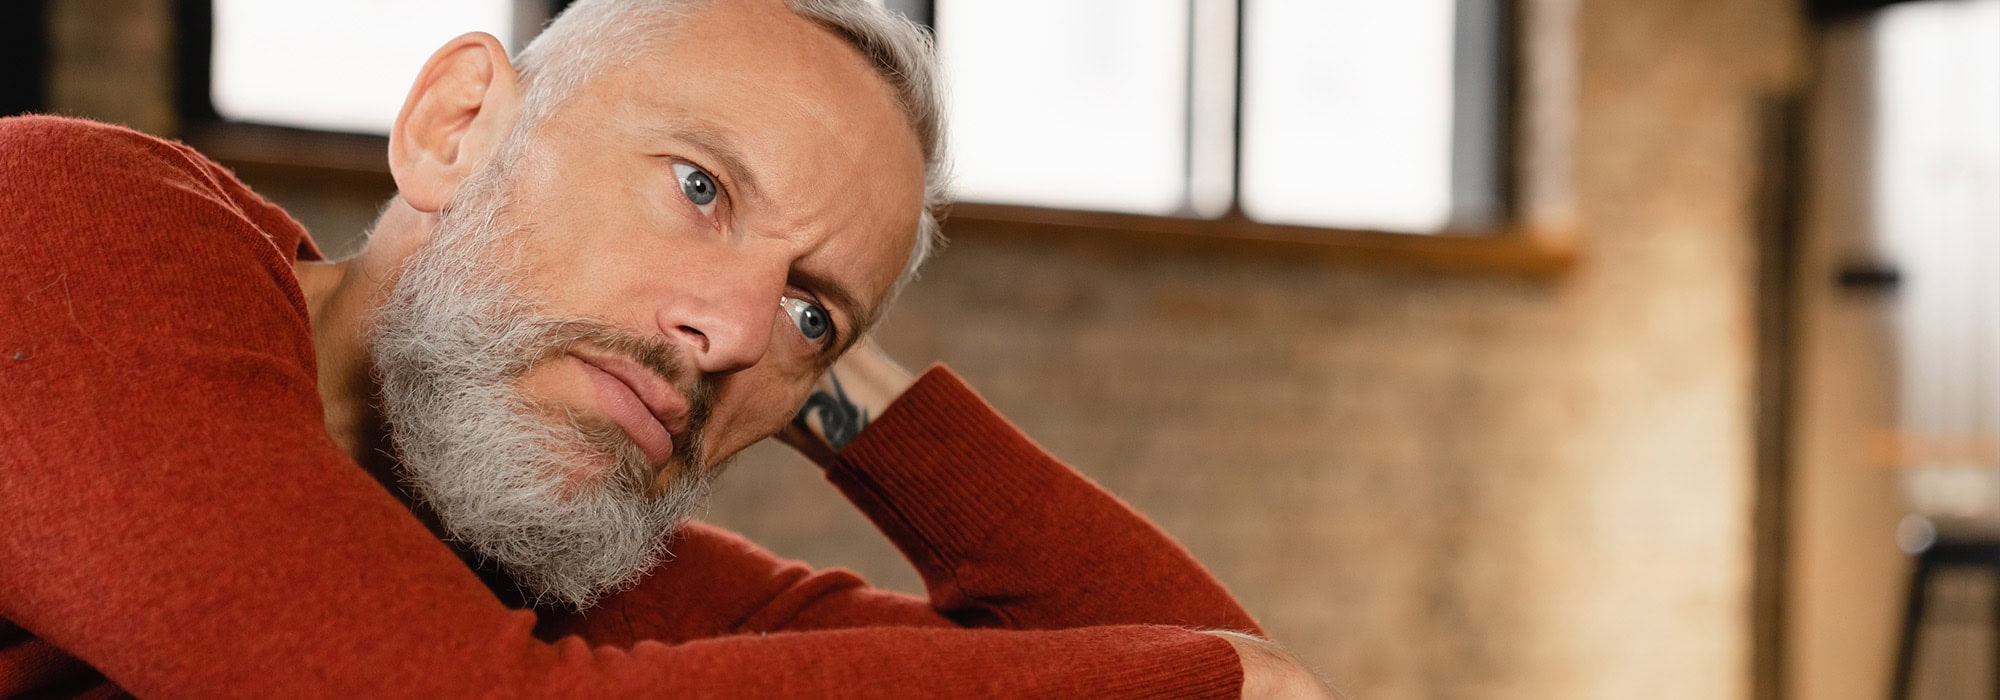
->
<box><xmin>645</xmin><ymin>119</ymin><xmax>765</xmax><ymax>209</ymax></box>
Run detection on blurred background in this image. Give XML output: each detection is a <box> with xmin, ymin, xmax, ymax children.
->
<box><xmin>3</xmin><ymin>0</ymin><xmax>1996</xmax><ymax>697</ymax></box>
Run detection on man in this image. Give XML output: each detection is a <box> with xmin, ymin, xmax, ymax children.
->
<box><xmin>0</xmin><ymin>0</ymin><xmax>1332</xmax><ymax>696</ymax></box>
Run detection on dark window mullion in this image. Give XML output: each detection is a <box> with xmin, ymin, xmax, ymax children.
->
<box><xmin>0</xmin><ymin>0</ymin><xmax>49</xmax><ymax>117</ymax></box>
<box><xmin>1227</xmin><ymin>0</ymin><xmax>1248</xmax><ymax>219</ymax></box>
<box><xmin>1448</xmin><ymin>0</ymin><xmax>1512</xmax><ymax>228</ymax></box>
<box><xmin>1179</xmin><ymin>0</ymin><xmax>1198</xmax><ymax>216</ymax></box>
<box><xmin>885</xmin><ymin>0</ymin><xmax>933</xmax><ymax>28</ymax></box>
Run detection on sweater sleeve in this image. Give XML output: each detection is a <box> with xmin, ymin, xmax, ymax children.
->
<box><xmin>822</xmin><ymin>368</ymin><xmax>1265</xmax><ymax>633</ymax></box>
<box><xmin>0</xmin><ymin>116</ymin><xmax>1244</xmax><ymax>698</ymax></box>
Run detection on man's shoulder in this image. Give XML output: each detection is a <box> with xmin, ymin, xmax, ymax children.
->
<box><xmin>0</xmin><ymin>114</ymin><xmax>311</xmax><ymax>251</ymax></box>
<box><xmin>0</xmin><ymin>115</ymin><xmax>208</xmax><ymax>183</ymax></box>
<box><xmin>0</xmin><ymin>114</ymin><xmax>313</xmax><ymax>272</ymax></box>
<box><xmin>0</xmin><ymin>114</ymin><xmax>177</xmax><ymax>149</ymax></box>
<box><xmin>0</xmin><ymin>116</ymin><xmax>318</xmax><ymax>372</ymax></box>
<box><xmin>3</xmin><ymin>116</ymin><xmax>233</xmax><ymax>234</ymax></box>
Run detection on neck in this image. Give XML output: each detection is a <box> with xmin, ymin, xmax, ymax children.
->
<box><xmin>295</xmin><ymin>202</ymin><xmax>432</xmax><ymax>482</ymax></box>
<box><xmin>296</xmin><ymin>206</ymin><xmax>505</xmax><ymax>579</ymax></box>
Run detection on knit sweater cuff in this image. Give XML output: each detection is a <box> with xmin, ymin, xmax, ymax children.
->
<box><xmin>824</xmin><ymin>364</ymin><xmax>1078</xmax><ymax>576</ymax></box>
<box><xmin>1059</xmin><ymin>627</ymin><xmax>1246</xmax><ymax>699</ymax></box>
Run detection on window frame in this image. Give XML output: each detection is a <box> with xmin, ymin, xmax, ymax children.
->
<box><xmin>920</xmin><ymin>0</ymin><xmax>1570</xmax><ymax>275</ymax></box>
<box><xmin>173</xmin><ymin>0</ymin><xmax>1573</xmax><ymax>277</ymax></box>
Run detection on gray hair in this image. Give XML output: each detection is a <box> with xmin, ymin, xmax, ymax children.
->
<box><xmin>511</xmin><ymin>0</ymin><xmax>949</xmax><ymax>300</ymax></box>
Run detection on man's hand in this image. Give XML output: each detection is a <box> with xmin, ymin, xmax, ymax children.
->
<box><xmin>1204</xmin><ymin>631</ymin><xmax>1342</xmax><ymax>699</ymax></box>
<box><xmin>779</xmin><ymin>336</ymin><xmax>917</xmax><ymax>465</ymax></box>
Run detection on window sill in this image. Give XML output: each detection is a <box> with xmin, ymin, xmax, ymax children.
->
<box><xmin>182</xmin><ymin>120</ymin><xmax>391</xmax><ymax>176</ymax></box>
<box><xmin>943</xmin><ymin>203</ymin><xmax>1577</xmax><ymax>279</ymax></box>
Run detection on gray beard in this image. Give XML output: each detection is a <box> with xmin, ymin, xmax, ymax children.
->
<box><xmin>369</xmin><ymin>151</ymin><xmax>714</xmax><ymax>610</ymax></box>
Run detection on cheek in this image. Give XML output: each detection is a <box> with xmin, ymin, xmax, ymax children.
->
<box><xmin>702</xmin><ymin>369</ymin><xmax>819</xmax><ymax>458</ymax></box>
<box><xmin>505</xmin><ymin>157</ymin><xmax>684</xmax><ymax>286</ymax></box>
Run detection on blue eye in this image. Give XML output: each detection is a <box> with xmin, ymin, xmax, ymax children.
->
<box><xmin>671</xmin><ymin>162</ymin><xmax>718</xmax><ymax>212</ymax></box>
<box><xmin>780</xmin><ymin>297</ymin><xmax>833</xmax><ymax>345</ymax></box>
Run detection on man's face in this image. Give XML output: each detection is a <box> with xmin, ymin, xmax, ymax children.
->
<box><xmin>502</xmin><ymin>0</ymin><xmax>924</xmax><ymax>481</ymax></box>
<box><xmin>372</xmin><ymin>0</ymin><xmax>925</xmax><ymax>607</ymax></box>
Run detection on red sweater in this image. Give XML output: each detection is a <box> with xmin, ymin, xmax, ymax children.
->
<box><xmin>0</xmin><ymin>116</ymin><xmax>1259</xmax><ymax>697</ymax></box>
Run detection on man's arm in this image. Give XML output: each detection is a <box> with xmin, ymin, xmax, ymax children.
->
<box><xmin>782</xmin><ymin>339</ymin><xmax>1261</xmax><ymax>632</ymax></box>
<box><xmin>776</xmin><ymin>341</ymin><xmax>1342</xmax><ymax>697</ymax></box>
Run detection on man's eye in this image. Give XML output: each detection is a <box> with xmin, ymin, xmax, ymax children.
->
<box><xmin>780</xmin><ymin>297</ymin><xmax>834</xmax><ymax>345</ymax></box>
<box><xmin>671</xmin><ymin>162</ymin><xmax>719</xmax><ymax>214</ymax></box>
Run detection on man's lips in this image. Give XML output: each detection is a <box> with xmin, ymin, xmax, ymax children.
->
<box><xmin>569</xmin><ymin>349</ymin><xmax>690</xmax><ymax>465</ymax></box>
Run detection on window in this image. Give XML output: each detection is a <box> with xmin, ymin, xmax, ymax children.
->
<box><xmin>188</xmin><ymin>0</ymin><xmax>1558</xmax><ymax>269</ymax></box>
<box><xmin>1869</xmin><ymin>0</ymin><xmax>2000</xmax><ymax>480</ymax></box>
<box><xmin>207</xmin><ymin>0</ymin><xmax>532</xmax><ymax>135</ymax></box>
<box><xmin>931</xmin><ymin>0</ymin><xmax>1511</xmax><ymax>234</ymax></box>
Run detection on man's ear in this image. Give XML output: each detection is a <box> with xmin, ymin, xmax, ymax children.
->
<box><xmin>388</xmin><ymin>32</ymin><xmax>522</xmax><ymax>213</ymax></box>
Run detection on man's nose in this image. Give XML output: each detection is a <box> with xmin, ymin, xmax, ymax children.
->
<box><xmin>656</xmin><ymin>273</ymin><xmax>778</xmax><ymax>376</ymax></box>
